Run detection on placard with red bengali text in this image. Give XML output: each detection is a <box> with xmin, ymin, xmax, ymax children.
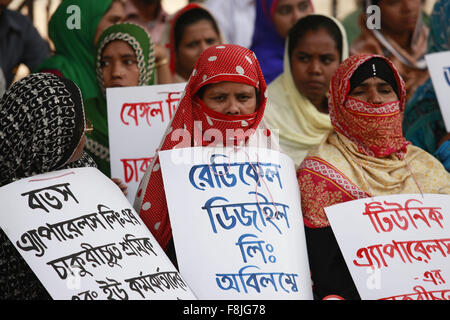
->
<box><xmin>325</xmin><ymin>194</ymin><xmax>450</xmax><ymax>300</ymax></box>
<box><xmin>0</xmin><ymin>167</ymin><xmax>196</xmax><ymax>300</ymax></box>
<box><xmin>106</xmin><ymin>83</ymin><xmax>186</xmax><ymax>204</ymax></box>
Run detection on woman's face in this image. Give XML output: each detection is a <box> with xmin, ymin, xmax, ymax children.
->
<box><xmin>272</xmin><ymin>0</ymin><xmax>313</xmax><ymax>38</ymax></box>
<box><xmin>290</xmin><ymin>28</ymin><xmax>340</xmax><ymax>106</ymax></box>
<box><xmin>93</xmin><ymin>1</ymin><xmax>125</xmax><ymax>44</ymax></box>
<box><xmin>176</xmin><ymin>19</ymin><xmax>220</xmax><ymax>79</ymax></box>
<box><xmin>100</xmin><ymin>40</ymin><xmax>140</xmax><ymax>88</ymax></box>
<box><xmin>379</xmin><ymin>0</ymin><xmax>422</xmax><ymax>33</ymax></box>
<box><xmin>348</xmin><ymin>77</ymin><xmax>399</xmax><ymax>105</ymax></box>
<box><xmin>201</xmin><ymin>82</ymin><xmax>257</xmax><ymax>115</ymax></box>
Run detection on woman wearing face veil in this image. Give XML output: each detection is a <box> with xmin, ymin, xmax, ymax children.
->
<box><xmin>133</xmin><ymin>44</ymin><xmax>279</xmax><ymax>262</ymax></box>
<box><xmin>297</xmin><ymin>54</ymin><xmax>450</xmax><ymax>300</ymax></box>
<box><xmin>0</xmin><ymin>73</ymin><xmax>96</xmax><ymax>299</ymax></box>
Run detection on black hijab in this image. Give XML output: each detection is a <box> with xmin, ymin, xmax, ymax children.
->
<box><xmin>0</xmin><ymin>73</ymin><xmax>96</xmax><ymax>300</ymax></box>
<box><xmin>349</xmin><ymin>57</ymin><xmax>399</xmax><ymax>96</ymax></box>
<box><xmin>0</xmin><ymin>73</ymin><xmax>96</xmax><ymax>187</ymax></box>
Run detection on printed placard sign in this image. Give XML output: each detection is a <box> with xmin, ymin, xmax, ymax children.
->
<box><xmin>425</xmin><ymin>51</ymin><xmax>450</xmax><ymax>130</ymax></box>
<box><xmin>0</xmin><ymin>167</ymin><xmax>196</xmax><ymax>300</ymax></box>
<box><xmin>159</xmin><ymin>147</ymin><xmax>313</xmax><ymax>300</ymax></box>
<box><xmin>107</xmin><ymin>83</ymin><xmax>186</xmax><ymax>203</ymax></box>
<box><xmin>325</xmin><ymin>194</ymin><xmax>450</xmax><ymax>300</ymax></box>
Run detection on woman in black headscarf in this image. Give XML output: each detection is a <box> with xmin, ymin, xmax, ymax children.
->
<box><xmin>0</xmin><ymin>73</ymin><xmax>96</xmax><ymax>299</ymax></box>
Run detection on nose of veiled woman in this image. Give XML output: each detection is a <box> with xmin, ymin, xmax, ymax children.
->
<box><xmin>225</xmin><ymin>98</ymin><xmax>240</xmax><ymax>115</ymax></box>
<box><xmin>367</xmin><ymin>87</ymin><xmax>383</xmax><ymax>105</ymax></box>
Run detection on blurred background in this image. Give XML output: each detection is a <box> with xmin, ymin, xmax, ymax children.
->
<box><xmin>8</xmin><ymin>0</ymin><xmax>438</xmax><ymax>81</ymax></box>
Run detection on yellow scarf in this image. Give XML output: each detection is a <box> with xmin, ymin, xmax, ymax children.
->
<box><xmin>317</xmin><ymin>132</ymin><xmax>450</xmax><ymax>197</ymax></box>
<box><xmin>265</xmin><ymin>14</ymin><xmax>349</xmax><ymax>168</ymax></box>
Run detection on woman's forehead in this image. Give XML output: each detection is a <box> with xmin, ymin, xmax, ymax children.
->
<box><xmin>355</xmin><ymin>77</ymin><xmax>391</xmax><ymax>86</ymax></box>
<box><xmin>203</xmin><ymin>81</ymin><xmax>256</xmax><ymax>92</ymax></box>
<box><xmin>102</xmin><ymin>40</ymin><xmax>135</xmax><ymax>55</ymax></box>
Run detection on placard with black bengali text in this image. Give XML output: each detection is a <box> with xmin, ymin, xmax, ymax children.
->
<box><xmin>0</xmin><ymin>167</ymin><xmax>196</xmax><ymax>300</ymax></box>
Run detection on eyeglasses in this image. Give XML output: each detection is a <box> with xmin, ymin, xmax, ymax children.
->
<box><xmin>85</xmin><ymin>119</ymin><xmax>94</xmax><ymax>134</ymax></box>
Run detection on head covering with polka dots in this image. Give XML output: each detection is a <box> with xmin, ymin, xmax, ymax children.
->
<box><xmin>134</xmin><ymin>44</ymin><xmax>269</xmax><ymax>250</ymax></box>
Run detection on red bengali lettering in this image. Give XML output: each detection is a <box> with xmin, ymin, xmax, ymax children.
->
<box><xmin>120</xmin><ymin>92</ymin><xmax>182</xmax><ymax>127</ymax></box>
<box><xmin>139</xmin><ymin>101</ymin><xmax>164</xmax><ymax>126</ymax></box>
<box><xmin>362</xmin><ymin>199</ymin><xmax>444</xmax><ymax>233</ymax></box>
<box><xmin>164</xmin><ymin>91</ymin><xmax>182</xmax><ymax>120</ymax></box>
<box><xmin>353</xmin><ymin>238</ymin><xmax>450</xmax><ymax>269</ymax></box>
<box><xmin>120</xmin><ymin>103</ymin><xmax>139</xmax><ymax>126</ymax></box>
<box><xmin>423</xmin><ymin>269</ymin><xmax>446</xmax><ymax>286</ymax></box>
<box><xmin>380</xmin><ymin>286</ymin><xmax>450</xmax><ymax>300</ymax></box>
<box><xmin>121</xmin><ymin>157</ymin><xmax>154</xmax><ymax>183</ymax></box>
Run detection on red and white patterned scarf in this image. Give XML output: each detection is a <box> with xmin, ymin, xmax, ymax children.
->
<box><xmin>329</xmin><ymin>54</ymin><xmax>409</xmax><ymax>158</ymax></box>
<box><xmin>134</xmin><ymin>44</ymin><xmax>269</xmax><ymax>250</ymax></box>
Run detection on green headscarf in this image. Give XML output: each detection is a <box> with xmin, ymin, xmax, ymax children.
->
<box><xmin>36</xmin><ymin>0</ymin><xmax>113</xmax><ymax>101</ymax></box>
<box><xmin>84</xmin><ymin>23</ymin><xmax>156</xmax><ymax>177</ymax></box>
<box><xmin>95</xmin><ymin>22</ymin><xmax>156</xmax><ymax>93</ymax></box>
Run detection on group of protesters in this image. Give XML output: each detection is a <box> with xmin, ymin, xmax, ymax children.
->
<box><xmin>0</xmin><ymin>0</ymin><xmax>449</xmax><ymax>300</ymax></box>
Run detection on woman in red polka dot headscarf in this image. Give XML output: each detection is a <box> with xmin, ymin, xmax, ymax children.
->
<box><xmin>133</xmin><ymin>44</ymin><xmax>279</xmax><ymax>256</ymax></box>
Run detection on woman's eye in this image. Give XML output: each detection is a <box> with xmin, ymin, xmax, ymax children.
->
<box><xmin>298</xmin><ymin>2</ymin><xmax>310</xmax><ymax>11</ymax></box>
<box><xmin>186</xmin><ymin>41</ymin><xmax>199</xmax><ymax>48</ymax></box>
<box><xmin>277</xmin><ymin>6</ymin><xmax>292</xmax><ymax>15</ymax></box>
<box><xmin>321</xmin><ymin>56</ymin><xmax>335</xmax><ymax>65</ymax></box>
<box><xmin>124</xmin><ymin>59</ymin><xmax>137</xmax><ymax>66</ymax></box>
<box><xmin>213</xmin><ymin>95</ymin><xmax>225</xmax><ymax>102</ymax></box>
<box><xmin>206</xmin><ymin>38</ymin><xmax>219</xmax><ymax>45</ymax></box>
<box><xmin>100</xmin><ymin>60</ymin><xmax>110</xmax><ymax>68</ymax></box>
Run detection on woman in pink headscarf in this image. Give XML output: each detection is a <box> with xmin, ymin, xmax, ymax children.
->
<box><xmin>133</xmin><ymin>44</ymin><xmax>278</xmax><ymax>258</ymax></box>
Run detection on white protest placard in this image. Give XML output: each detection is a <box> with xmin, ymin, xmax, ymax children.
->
<box><xmin>0</xmin><ymin>167</ymin><xmax>196</xmax><ymax>300</ymax></box>
<box><xmin>107</xmin><ymin>83</ymin><xmax>186</xmax><ymax>203</ymax></box>
<box><xmin>325</xmin><ymin>194</ymin><xmax>450</xmax><ymax>300</ymax></box>
<box><xmin>159</xmin><ymin>147</ymin><xmax>313</xmax><ymax>300</ymax></box>
<box><xmin>425</xmin><ymin>51</ymin><xmax>450</xmax><ymax>130</ymax></box>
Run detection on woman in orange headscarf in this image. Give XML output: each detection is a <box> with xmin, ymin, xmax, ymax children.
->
<box><xmin>133</xmin><ymin>44</ymin><xmax>278</xmax><ymax>259</ymax></box>
<box><xmin>297</xmin><ymin>54</ymin><xmax>450</xmax><ymax>300</ymax></box>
